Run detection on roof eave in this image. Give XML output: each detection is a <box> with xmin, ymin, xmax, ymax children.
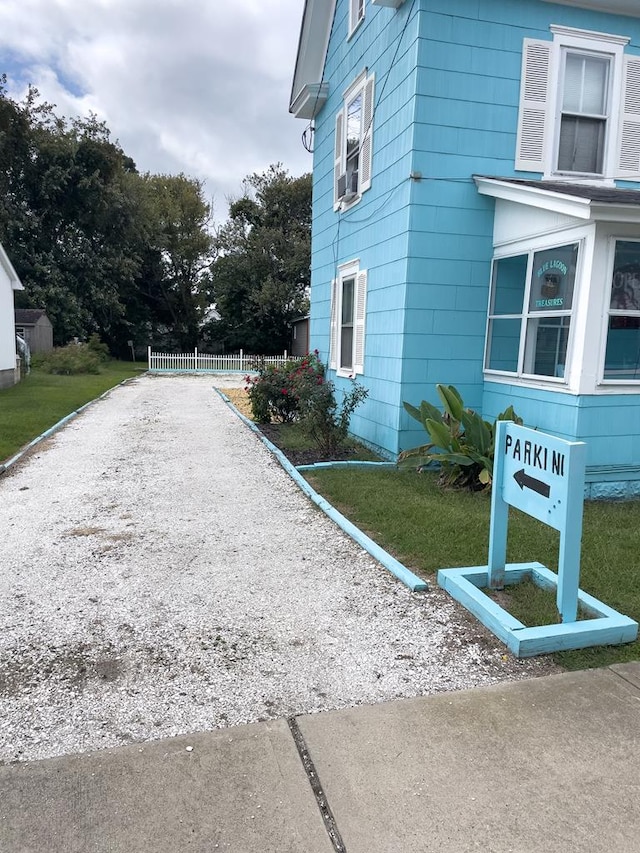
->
<box><xmin>0</xmin><ymin>243</ymin><xmax>23</xmax><ymax>290</ymax></box>
<box><xmin>290</xmin><ymin>83</ymin><xmax>330</xmax><ymax>119</ymax></box>
<box><xmin>289</xmin><ymin>0</ymin><xmax>336</xmax><ymax>118</ymax></box>
<box><xmin>590</xmin><ymin>203</ymin><xmax>640</xmax><ymax>223</ymax></box>
<box><xmin>474</xmin><ymin>176</ymin><xmax>593</xmax><ymax>219</ymax></box>
<box><xmin>475</xmin><ymin>176</ymin><xmax>640</xmax><ymax>224</ymax></box>
<box><xmin>541</xmin><ymin>0</ymin><xmax>640</xmax><ymax>18</ymax></box>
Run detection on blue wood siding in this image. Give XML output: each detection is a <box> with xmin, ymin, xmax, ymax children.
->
<box><xmin>309</xmin><ymin>0</ymin><xmax>640</xmax><ymax>471</ymax></box>
<box><xmin>484</xmin><ymin>382</ymin><xmax>640</xmax><ymax>476</ymax></box>
<box><xmin>483</xmin><ymin>382</ymin><xmax>581</xmax><ymax>443</ymax></box>
<box><xmin>309</xmin><ymin>0</ymin><xmax>419</xmax><ymax>455</ymax></box>
<box><xmin>483</xmin><ymin>382</ymin><xmax>640</xmax><ymax>496</ymax></box>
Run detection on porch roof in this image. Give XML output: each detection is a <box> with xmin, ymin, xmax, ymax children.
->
<box><xmin>474</xmin><ymin>176</ymin><xmax>640</xmax><ymax>223</ymax></box>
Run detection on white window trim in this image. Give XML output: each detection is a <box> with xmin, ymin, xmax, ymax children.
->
<box><xmin>484</xmin><ymin>236</ymin><xmax>587</xmax><ymax>388</ymax></box>
<box><xmin>348</xmin><ymin>0</ymin><xmax>365</xmax><ymax>39</ymax></box>
<box><xmin>329</xmin><ymin>260</ymin><xmax>367</xmax><ymax>376</ymax></box>
<box><xmin>333</xmin><ymin>70</ymin><xmax>375</xmax><ymax>211</ymax></box>
<box><xmin>549</xmin><ymin>25</ymin><xmax>630</xmax><ymax>48</ymax></box>
<box><xmin>478</xmin><ymin>183</ymin><xmax>640</xmax><ymax>395</ymax></box>
<box><xmin>515</xmin><ymin>25</ymin><xmax>640</xmax><ymax>182</ymax></box>
<box><xmin>548</xmin><ymin>29</ymin><xmax>625</xmax><ymax>181</ymax></box>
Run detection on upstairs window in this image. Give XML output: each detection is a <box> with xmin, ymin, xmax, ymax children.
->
<box><xmin>346</xmin><ymin>90</ymin><xmax>363</xmax><ymax>198</ymax></box>
<box><xmin>485</xmin><ymin>243</ymin><xmax>579</xmax><ymax>380</ymax></box>
<box><xmin>516</xmin><ymin>27</ymin><xmax>640</xmax><ymax>180</ymax></box>
<box><xmin>557</xmin><ymin>51</ymin><xmax>611</xmax><ymax>175</ymax></box>
<box><xmin>349</xmin><ymin>0</ymin><xmax>365</xmax><ymax>37</ymax></box>
<box><xmin>334</xmin><ymin>71</ymin><xmax>375</xmax><ymax>209</ymax></box>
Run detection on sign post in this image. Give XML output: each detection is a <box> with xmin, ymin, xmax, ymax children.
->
<box><xmin>490</xmin><ymin>421</ymin><xmax>586</xmax><ymax>622</ymax></box>
<box><xmin>438</xmin><ymin>421</ymin><xmax>638</xmax><ymax>656</ymax></box>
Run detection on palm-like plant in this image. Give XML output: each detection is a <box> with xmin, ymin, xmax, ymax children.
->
<box><xmin>399</xmin><ymin>384</ymin><xmax>522</xmax><ymax>490</ymax></box>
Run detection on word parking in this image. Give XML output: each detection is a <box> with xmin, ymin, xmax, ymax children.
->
<box><xmin>504</xmin><ymin>433</ymin><xmax>565</xmax><ymax>477</ymax></box>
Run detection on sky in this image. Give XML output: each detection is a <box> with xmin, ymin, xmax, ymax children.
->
<box><xmin>0</xmin><ymin>0</ymin><xmax>312</xmax><ymax>223</ymax></box>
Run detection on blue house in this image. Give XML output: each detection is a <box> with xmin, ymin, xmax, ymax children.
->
<box><xmin>290</xmin><ymin>0</ymin><xmax>640</xmax><ymax>498</ymax></box>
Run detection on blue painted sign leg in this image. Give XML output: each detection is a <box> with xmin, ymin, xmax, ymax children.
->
<box><xmin>556</xmin><ymin>441</ymin><xmax>586</xmax><ymax>622</ymax></box>
<box><xmin>488</xmin><ymin>420</ymin><xmax>508</xmax><ymax>589</ymax></box>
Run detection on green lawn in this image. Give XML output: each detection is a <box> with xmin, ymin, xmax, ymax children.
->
<box><xmin>0</xmin><ymin>362</ymin><xmax>146</xmax><ymax>462</ymax></box>
<box><xmin>305</xmin><ymin>467</ymin><xmax>640</xmax><ymax>670</ymax></box>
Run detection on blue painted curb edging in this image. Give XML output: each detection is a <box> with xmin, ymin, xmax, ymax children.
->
<box><xmin>215</xmin><ymin>389</ymin><xmax>428</xmax><ymax>593</ymax></box>
<box><xmin>296</xmin><ymin>461</ymin><xmax>396</xmax><ymax>471</ymax></box>
<box><xmin>0</xmin><ymin>377</ymin><xmax>139</xmax><ymax>476</ymax></box>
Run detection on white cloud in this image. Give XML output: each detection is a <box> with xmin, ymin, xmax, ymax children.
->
<box><xmin>0</xmin><ymin>0</ymin><xmax>312</xmax><ymax>221</ymax></box>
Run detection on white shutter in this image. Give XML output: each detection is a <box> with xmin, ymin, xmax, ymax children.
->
<box><xmin>334</xmin><ymin>109</ymin><xmax>344</xmax><ymax>210</ymax></box>
<box><xmin>349</xmin><ymin>0</ymin><xmax>358</xmax><ymax>32</ymax></box>
<box><xmin>353</xmin><ymin>270</ymin><xmax>367</xmax><ymax>374</ymax></box>
<box><xmin>515</xmin><ymin>39</ymin><xmax>552</xmax><ymax>173</ymax></box>
<box><xmin>329</xmin><ymin>278</ymin><xmax>339</xmax><ymax>370</ymax></box>
<box><xmin>360</xmin><ymin>74</ymin><xmax>375</xmax><ymax>193</ymax></box>
<box><xmin>349</xmin><ymin>0</ymin><xmax>364</xmax><ymax>35</ymax></box>
<box><xmin>616</xmin><ymin>55</ymin><xmax>640</xmax><ymax>179</ymax></box>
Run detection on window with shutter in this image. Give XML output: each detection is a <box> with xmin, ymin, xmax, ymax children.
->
<box><xmin>515</xmin><ymin>27</ymin><xmax>639</xmax><ymax>181</ymax></box>
<box><xmin>333</xmin><ymin>72</ymin><xmax>375</xmax><ymax>209</ymax></box>
<box><xmin>330</xmin><ymin>261</ymin><xmax>367</xmax><ymax>375</ymax></box>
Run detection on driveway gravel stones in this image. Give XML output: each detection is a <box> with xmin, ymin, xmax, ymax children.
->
<box><xmin>0</xmin><ymin>374</ymin><xmax>557</xmax><ymax>763</ymax></box>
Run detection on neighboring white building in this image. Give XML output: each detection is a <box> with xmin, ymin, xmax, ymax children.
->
<box><xmin>0</xmin><ymin>243</ymin><xmax>24</xmax><ymax>390</ymax></box>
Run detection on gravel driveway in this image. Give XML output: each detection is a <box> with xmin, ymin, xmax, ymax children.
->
<box><xmin>0</xmin><ymin>374</ymin><xmax>556</xmax><ymax>763</ymax></box>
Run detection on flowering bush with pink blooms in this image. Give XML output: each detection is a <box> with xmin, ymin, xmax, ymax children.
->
<box><xmin>245</xmin><ymin>350</ymin><xmax>368</xmax><ymax>455</ymax></box>
<box><xmin>244</xmin><ymin>351</ymin><xmax>325</xmax><ymax>424</ymax></box>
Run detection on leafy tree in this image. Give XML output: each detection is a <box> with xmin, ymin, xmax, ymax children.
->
<box><xmin>0</xmin><ymin>77</ymin><xmax>213</xmax><ymax>355</ymax></box>
<box><xmin>207</xmin><ymin>164</ymin><xmax>311</xmax><ymax>354</ymax></box>
<box><xmin>1</xmin><ymin>82</ymin><xmax>143</xmax><ymax>348</ymax></box>
<box><xmin>142</xmin><ymin>174</ymin><xmax>213</xmax><ymax>351</ymax></box>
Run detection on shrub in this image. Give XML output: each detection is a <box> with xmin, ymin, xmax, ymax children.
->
<box><xmin>86</xmin><ymin>333</ymin><xmax>111</xmax><ymax>362</ymax></box>
<box><xmin>246</xmin><ymin>360</ymin><xmax>303</xmax><ymax>423</ymax></box>
<box><xmin>399</xmin><ymin>384</ymin><xmax>522</xmax><ymax>490</ymax></box>
<box><xmin>33</xmin><ymin>343</ymin><xmax>103</xmax><ymax>375</ymax></box>
<box><xmin>245</xmin><ymin>351</ymin><xmax>368</xmax><ymax>454</ymax></box>
<box><xmin>298</xmin><ymin>375</ymin><xmax>369</xmax><ymax>455</ymax></box>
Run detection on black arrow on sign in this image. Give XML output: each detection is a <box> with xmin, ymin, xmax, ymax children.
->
<box><xmin>513</xmin><ymin>468</ymin><xmax>550</xmax><ymax>498</ymax></box>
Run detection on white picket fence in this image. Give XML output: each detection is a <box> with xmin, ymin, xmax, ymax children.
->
<box><xmin>147</xmin><ymin>347</ymin><xmax>291</xmax><ymax>374</ymax></box>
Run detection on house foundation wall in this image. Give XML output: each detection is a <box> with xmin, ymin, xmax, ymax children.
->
<box><xmin>0</xmin><ymin>365</ymin><xmax>18</xmax><ymax>390</ymax></box>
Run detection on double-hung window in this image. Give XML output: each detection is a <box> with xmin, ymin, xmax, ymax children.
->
<box><xmin>485</xmin><ymin>243</ymin><xmax>579</xmax><ymax>380</ymax></box>
<box><xmin>334</xmin><ymin>71</ymin><xmax>375</xmax><ymax>209</ymax></box>
<box><xmin>329</xmin><ymin>261</ymin><xmax>367</xmax><ymax>375</ymax></box>
<box><xmin>603</xmin><ymin>240</ymin><xmax>640</xmax><ymax>381</ymax></box>
<box><xmin>516</xmin><ymin>26</ymin><xmax>640</xmax><ymax>180</ymax></box>
<box><xmin>557</xmin><ymin>50</ymin><xmax>611</xmax><ymax>175</ymax></box>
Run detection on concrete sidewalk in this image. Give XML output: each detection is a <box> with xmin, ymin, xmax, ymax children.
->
<box><xmin>2</xmin><ymin>663</ymin><xmax>639</xmax><ymax>853</ymax></box>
